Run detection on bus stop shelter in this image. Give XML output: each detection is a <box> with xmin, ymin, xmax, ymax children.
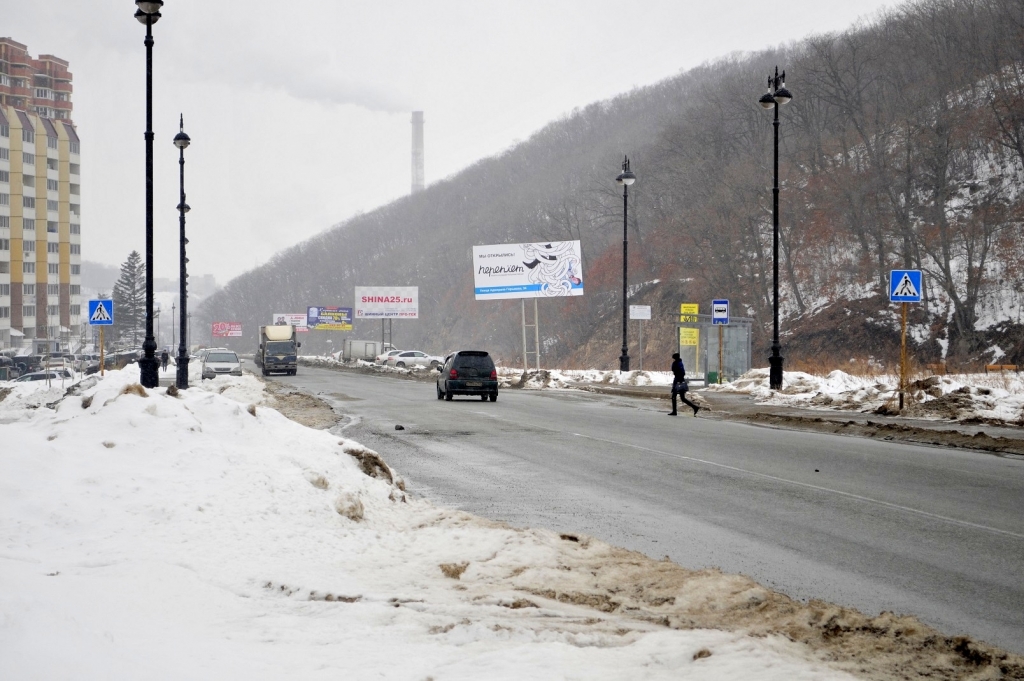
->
<box><xmin>676</xmin><ymin>313</ymin><xmax>753</xmax><ymax>384</ymax></box>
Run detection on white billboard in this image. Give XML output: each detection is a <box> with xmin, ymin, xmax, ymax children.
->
<box><xmin>354</xmin><ymin>286</ymin><xmax>419</xmax><ymax>318</ymax></box>
<box><xmin>272</xmin><ymin>313</ymin><xmax>309</xmax><ymax>332</ymax></box>
<box><xmin>473</xmin><ymin>241</ymin><xmax>584</xmax><ymax>300</ymax></box>
<box><xmin>629</xmin><ymin>305</ymin><xmax>651</xmax><ymax>320</ymax></box>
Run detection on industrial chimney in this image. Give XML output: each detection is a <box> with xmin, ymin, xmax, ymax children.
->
<box><xmin>411</xmin><ymin>111</ymin><xmax>424</xmax><ymax>194</ymax></box>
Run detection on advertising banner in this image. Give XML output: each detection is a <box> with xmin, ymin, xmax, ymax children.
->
<box><xmin>212</xmin><ymin>322</ymin><xmax>242</xmax><ymax>337</ymax></box>
<box><xmin>354</xmin><ymin>287</ymin><xmax>419</xmax><ymax>318</ymax></box>
<box><xmin>272</xmin><ymin>313</ymin><xmax>309</xmax><ymax>332</ymax></box>
<box><xmin>629</xmin><ymin>305</ymin><xmax>651</xmax><ymax>320</ymax></box>
<box><xmin>472</xmin><ymin>241</ymin><xmax>583</xmax><ymax>300</ymax></box>
<box><xmin>306</xmin><ymin>306</ymin><xmax>353</xmax><ymax>331</ymax></box>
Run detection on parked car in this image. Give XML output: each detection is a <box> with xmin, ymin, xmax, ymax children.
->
<box><xmin>15</xmin><ymin>369</ymin><xmax>74</xmax><ymax>382</ymax></box>
<box><xmin>386</xmin><ymin>350</ymin><xmax>443</xmax><ymax>369</ymax></box>
<box><xmin>0</xmin><ymin>356</ymin><xmax>20</xmax><ymax>380</ymax></box>
<box><xmin>14</xmin><ymin>355</ymin><xmax>45</xmax><ymax>375</ymax></box>
<box><xmin>374</xmin><ymin>349</ymin><xmax>403</xmax><ymax>365</ymax></box>
<box><xmin>436</xmin><ymin>350</ymin><xmax>499</xmax><ymax>402</ymax></box>
<box><xmin>201</xmin><ymin>350</ymin><xmax>243</xmax><ymax>380</ymax></box>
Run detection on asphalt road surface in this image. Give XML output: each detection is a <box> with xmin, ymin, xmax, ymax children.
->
<box><xmin>272</xmin><ymin>365</ymin><xmax>1024</xmax><ymax>654</ymax></box>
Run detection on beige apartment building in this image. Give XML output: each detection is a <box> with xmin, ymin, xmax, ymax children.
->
<box><xmin>0</xmin><ymin>37</ymin><xmax>81</xmax><ymax>351</ymax></box>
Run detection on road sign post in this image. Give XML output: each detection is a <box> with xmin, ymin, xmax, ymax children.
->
<box><xmin>712</xmin><ymin>300</ymin><xmax>729</xmax><ymax>384</ymax></box>
<box><xmin>630</xmin><ymin>305</ymin><xmax>651</xmax><ymax>371</ymax></box>
<box><xmin>889</xmin><ymin>270</ymin><xmax>923</xmax><ymax>411</ymax></box>
<box><xmin>88</xmin><ymin>300</ymin><xmax>114</xmax><ymax>376</ymax></box>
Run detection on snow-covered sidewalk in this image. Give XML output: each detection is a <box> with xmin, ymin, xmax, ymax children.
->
<box><xmin>4</xmin><ymin>368</ymin><xmax>1015</xmax><ymax>679</ymax></box>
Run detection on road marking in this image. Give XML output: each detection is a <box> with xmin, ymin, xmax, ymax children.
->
<box><xmin>573</xmin><ymin>432</ymin><xmax>1024</xmax><ymax>541</ymax></box>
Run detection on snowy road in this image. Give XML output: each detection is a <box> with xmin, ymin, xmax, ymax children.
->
<box><xmin>275</xmin><ymin>365</ymin><xmax>1024</xmax><ymax>655</ymax></box>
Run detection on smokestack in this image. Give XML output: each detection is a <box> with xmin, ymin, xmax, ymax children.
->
<box><xmin>411</xmin><ymin>111</ymin><xmax>424</xmax><ymax>194</ymax></box>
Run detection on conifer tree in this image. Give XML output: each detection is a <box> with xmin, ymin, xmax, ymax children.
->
<box><xmin>111</xmin><ymin>251</ymin><xmax>145</xmax><ymax>347</ymax></box>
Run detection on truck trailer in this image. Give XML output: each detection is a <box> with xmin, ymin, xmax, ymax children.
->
<box><xmin>256</xmin><ymin>325</ymin><xmax>300</xmax><ymax>376</ymax></box>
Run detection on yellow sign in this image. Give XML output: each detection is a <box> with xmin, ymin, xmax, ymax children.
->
<box><xmin>679</xmin><ymin>328</ymin><xmax>699</xmax><ymax>346</ymax></box>
<box><xmin>679</xmin><ymin>303</ymin><xmax>698</xmax><ymax>323</ymax></box>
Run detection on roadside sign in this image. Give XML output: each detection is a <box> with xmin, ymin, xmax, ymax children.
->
<box><xmin>712</xmin><ymin>299</ymin><xmax>729</xmax><ymax>325</ymax></box>
<box><xmin>679</xmin><ymin>303</ymin><xmax>698</xmax><ymax>322</ymax></box>
<box><xmin>629</xmin><ymin>305</ymin><xmax>651</xmax><ymax>320</ymax></box>
<box><xmin>889</xmin><ymin>270</ymin><xmax>923</xmax><ymax>303</ymax></box>
<box><xmin>88</xmin><ymin>299</ymin><xmax>113</xmax><ymax>326</ymax></box>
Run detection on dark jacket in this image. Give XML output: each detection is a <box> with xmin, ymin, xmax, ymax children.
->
<box><xmin>671</xmin><ymin>358</ymin><xmax>686</xmax><ymax>382</ymax></box>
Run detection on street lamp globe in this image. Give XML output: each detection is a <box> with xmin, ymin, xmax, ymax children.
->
<box><xmin>136</xmin><ymin>1</ymin><xmax>164</xmax><ymax>14</ymax></box>
<box><xmin>173</xmin><ymin>130</ymin><xmax>190</xmax><ymax>150</ymax></box>
<box><xmin>616</xmin><ymin>167</ymin><xmax>636</xmax><ymax>186</ymax></box>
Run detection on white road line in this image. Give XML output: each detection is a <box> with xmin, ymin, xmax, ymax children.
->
<box><xmin>573</xmin><ymin>432</ymin><xmax>1024</xmax><ymax>541</ymax></box>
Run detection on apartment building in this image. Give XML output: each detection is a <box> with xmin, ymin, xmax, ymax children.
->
<box><xmin>0</xmin><ymin>38</ymin><xmax>80</xmax><ymax>351</ymax></box>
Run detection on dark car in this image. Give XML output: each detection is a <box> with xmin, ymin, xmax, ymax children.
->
<box><xmin>436</xmin><ymin>350</ymin><xmax>498</xmax><ymax>402</ymax></box>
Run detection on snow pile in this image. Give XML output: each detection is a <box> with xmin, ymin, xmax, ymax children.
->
<box><xmin>707</xmin><ymin>368</ymin><xmax>1024</xmax><ymax>423</ymax></box>
<box><xmin>497</xmin><ymin>368</ymin><xmax>674</xmax><ymax>390</ymax></box>
<box><xmin>2</xmin><ymin>366</ymin><xmax>873</xmax><ymax>680</ymax></box>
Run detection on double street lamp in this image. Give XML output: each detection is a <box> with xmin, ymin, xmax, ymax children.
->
<box><xmin>615</xmin><ymin>156</ymin><xmax>636</xmax><ymax>372</ymax></box>
<box><xmin>135</xmin><ymin>0</ymin><xmax>163</xmax><ymax>388</ymax></box>
<box><xmin>174</xmin><ymin>116</ymin><xmax>191</xmax><ymax>390</ymax></box>
<box><xmin>758</xmin><ymin>67</ymin><xmax>792</xmax><ymax>391</ymax></box>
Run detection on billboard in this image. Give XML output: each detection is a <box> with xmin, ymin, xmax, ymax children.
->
<box><xmin>306</xmin><ymin>306</ymin><xmax>353</xmax><ymax>331</ymax></box>
<box><xmin>354</xmin><ymin>286</ymin><xmax>419</xmax><ymax>318</ymax></box>
<box><xmin>272</xmin><ymin>312</ymin><xmax>309</xmax><ymax>332</ymax></box>
<box><xmin>472</xmin><ymin>240</ymin><xmax>583</xmax><ymax>300</ymax></box>
<box><xmin>212</xmin><ymin>322</ymin><xmax>242</xmax><ymax>337</ymax></box>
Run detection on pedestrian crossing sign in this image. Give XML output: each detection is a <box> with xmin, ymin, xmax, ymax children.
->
<box><xmin>889</xmin><ymin>270</ymin><xmax>923</xmax><ymax>303</ymax></box>
<box><xmin>88</xmin><ymin>299</ymin><xmax>114</xmax><ymax>325</ymax></box>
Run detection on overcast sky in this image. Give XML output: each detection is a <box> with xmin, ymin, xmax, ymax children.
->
<box><xmin>4</xmin><ymin>0</ymin><xmax>900</xmax><ymax>286</ymax></box>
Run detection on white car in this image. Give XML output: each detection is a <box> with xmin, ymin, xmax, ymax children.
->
<box><xmin>385</xmin><ymin>350</ymin><xmax>443</xmax><ymax>369</ymax></box>
<box><xmin>375</xmin><ymin>349</ymin><xmax>402</xmax><ymax>365</ymax></box>
<box><xmin>201</xmin><ymin>350</ymin><xmax>242</xmax><ymax>380</ymax></box>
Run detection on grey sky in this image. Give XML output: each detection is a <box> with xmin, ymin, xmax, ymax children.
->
<box><xmin>2</xmin><ymin>0</ymin><xmax>899</xmax><ymax>284</ymax></box>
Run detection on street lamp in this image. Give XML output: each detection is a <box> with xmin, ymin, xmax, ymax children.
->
<box><xmin>135</xmin><ymin>0</ymin><xmax>163</xmax><ymax>388</ymax></box>
<box><xmin>615</xmin><ymin>156</ymin><xmax>636</xmax><ymax>372</ymax></box>
<box><xmin>174</xmin><ymin>115</ymin><xmax>191</xmax><ymax>390</ymax></box>
<box><xmin>758</xmin><ymin>66</ymin><xmax>792</xmax><ymax>391</ymax></box>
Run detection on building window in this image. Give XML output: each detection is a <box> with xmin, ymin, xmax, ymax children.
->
<box><xmin>69</xmin><ymin>141</ymin><xmax>79</xmax><ymax>154</ymax></box>
<box><xmin>69</xmin><ymin>163</ymin><xmax>79</xmax><ymax>175</ymax></box>
<box><xmin>0</xmin><ymin>124</ymin><xmax>8</xmax><ymax>137</ymax></box>
<box><xmin>0</xmin><ymin>148</ymin><xmax>7</xmax><ymax>160</ymax></box>
<box><xmin>70</xmin><ymin>203</ymin><xmax>79</xmax><ymax>216</ymax></box>
<box><xmin>70</xmin><ymin>223</ymin><xmax>79</xmax><ymax>235</ymax></box>
<box><xmin>23</xmin><ymin>130</ymin><xmax>34</xmax><ymax>144</ymax></box>
<box><xmin>0</xmin><ymin>194</ymin><xmax>7</xmax><ymax>206</ymax></box>
<box><xmin>46</xmin><ymin>158</ymin><xmax>58</xmax><ymax>171</ymax></box>
<box><xmin>23</xmin><ymin>262</ymin><xmax>35</xmax><ymax>274</ymax></box>
<box><xmin>0</xmin><ymin>284</ymin><xmax>8</xmax><ymax>297</ymax></box>
<box><xmin>70</xmin><ymin>183</ymin><xmax>79</xmax><ymax>195</ymax></box>
<box><xmin>0</xmin><ymin>307</ymin><xmax>9</xmax><ymax>319</ymax></box>
<box><xmin>0</xmin><ymin>262</ymin><xmax>7</xmax><ymax>274</ymax></box>
<box><xmin>70</xmin><ymin>304</ymin><xmax>80</xmax><ymax>316</ymax></box>
<box><xmin>47</xmin><ymin>200</ymin><xmax>58</xmax><ymax>212</ymax></box>
<box><xmin>23</xmin><ymin>305</ymin><xmax>35</xmax><ymax>317</ymax></box>
<box><xmin>70</xmin><ymin>285</ymin><xmax>80</xmax><ymax>295</ymax></box>
<box><xmin>0</xmin><ymin>216</ymin><xmax>8</xmax><ymax>228</ymax></box>
<box><xmin>23</xmin><ymin>152</ymin><xmax>34</xmax><ymax>165</ymax></box>
<box><xmin>23</xmin><ymin>174</ymin><xmax>35</xmax><ymax>188</ymax></box>
<box><xmin>47</xmin><ymin>305</ymin><xmax>58</xmax><ymax>316</ymax></box>
<box><xmin>24</xmin><ymin>219</ymin><xmax>35</xmax><ymax>231</ymax></box>
<box><xmin>23</xmin><ymin>240</ymin><xmax>35</xmax><ymax>253</ymax></box>
<box><xmin>0</xmin><ymin>170</ymin><xmax>8</xmax><ymax>183</ymax></box>
<box><xmin>70</xmin><ymin>244</ymin><xmax>80</xmax><ymax>255</ymax></box>
<box><xmin>23</xmin><ymin>196</ymin><xmax>35</xmax><ymax>208</ymax></box>
<box><xmin>47</xmin><ymin>136</ymin><xmax>57</xmax><ymax>150</ymax></box>
<box><xmin>47</xmin><ymin>242</ymin><xmax>59</xmax><ymax>254</ymax></box>
<box><xmin>47</xmin><ymin>284</ymin><xmax>59</xmax><ymax>295</ymax></box>
<box><xmin>0</xmin><ymin>238</ymin><xmax>8</xmax><ymax>250</ymax></box>
<box><xmin>70</xmin><ymin>265</ymin><xmax>80</xmax><ymax>275</ymax></box>
<box><xmin>47</xmin><ymin>179</ymin><xmax>58</xmax><ymax>191</ymax></box>
<box><xmin>48</xmin><ymin>221</ymin><xmax>58</xmax><ymax>233</ymax></box>
<box><xmin>23</xmin><ymin>284</ymin><xmax>35</xmax><ymax>295</ymax></box>
<box><xmin>48</xmin><ymin>263</ymin><xmax>59</xmax><ymax>274</ymax></box>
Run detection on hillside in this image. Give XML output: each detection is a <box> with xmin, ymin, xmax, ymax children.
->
<box><xmin>197</xmin><ymin>0</ymin><xmax>1024</xmax><ymax>372</ymax></box>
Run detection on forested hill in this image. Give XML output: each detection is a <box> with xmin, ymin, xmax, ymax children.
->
<box><xmin>198</xmin><ymin>0</ymin><xmax>1024</xmax><ymax>372</ymax></box>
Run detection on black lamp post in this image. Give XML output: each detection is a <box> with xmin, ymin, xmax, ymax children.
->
<box><xmin>135</xmin><ymin>0</ymin><xmax>163</xmax><ymax>388</ymax></box>
<box><xmin>758</xmin><ymin>67</ymin><xmax>792</xmax><ymax>391</ymax></box>
<box><xmin>174</xmin><ymin>115</ymin><xmax>191</xmax><ymax>389</ymax></box>
<box><xmin>615</xmin><ymin>156</ymin><xmax>636</xmax><ymax>372</ymax></box>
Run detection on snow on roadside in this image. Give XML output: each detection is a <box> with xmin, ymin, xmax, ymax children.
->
<box><xmin>1</xmin><ymin>366</ymin><xmax>865</xmax><ymax>680</ymax></box>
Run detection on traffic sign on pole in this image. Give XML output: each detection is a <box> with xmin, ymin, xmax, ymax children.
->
<box><xmin>889</xmin><ymin>270</ymin><xmax>922</xmax><ymax>303</ymax></box>
<box><xmin>712</xmin><ymin>299</ymin><xmax>729</xmax><ymax>325</ymax></box>
<box><xmin>88</xmin><ymin>299</ymin><xmax>114</xmax><ymax>326</ymax></box>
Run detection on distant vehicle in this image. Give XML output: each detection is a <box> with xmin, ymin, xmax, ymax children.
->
<box><xmin>15</xmin><ymin>369</ymin><xmax>74</xmax><ymax>383</ymax></box>
<box><xmin>436</xmin><ymin>350</ymin><xmax>498</xmax><ymax>402</ymax></box>
<box><xmin>201</xmin><ymin>351</ymin><xmax>243</xmax><ymax>380</ymax></box>
<box><xmin>343</xmin><ymin>340</ymin><xmax>393</xmax><ymax>363</ymax></box>
<box><xmin>0</xmin><ymin>356</ymin><xmax>19</xmax><ymax>380</ymax></box>
<box><xmin>375</xmin><ymin>349</ymin><xmax>402</xmax><ymax>365</ymax></box>
<box><xmin>256</xmin><ymin>325</ymin><xmax>300</xmax><ymax>376</ymax></box>
<box><xmin>386</xmin><ymin>350</ymin><xmax>443</xmax><ymax>369</ymax></box>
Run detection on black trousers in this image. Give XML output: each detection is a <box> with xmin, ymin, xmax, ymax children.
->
<box><xmin>671</xmin><ymin>383</ymin><xmax>697</xmax><ymax>413</ymax></box>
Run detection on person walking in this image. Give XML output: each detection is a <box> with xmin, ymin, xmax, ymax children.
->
<box><xmin>669</xmin><ymin>352</ymin><xmax>699</xmax><ymax>416</ymax></box>
<box><xmin>160</xmin><ymin>350</ymin><xmax>170</xmax><ymax>372</ymax></box>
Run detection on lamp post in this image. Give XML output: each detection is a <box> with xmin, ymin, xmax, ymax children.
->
<box><xmin>174</xmin><ymin>115</ymin><xmax>191</xmax><ymax>389</ymax></box>
<box><xmin>171</xmin><ymin>302</ymin><xmax>175</xmax><ymax>351</ymax></box>
<box><xmin>188</xmin><ymin>312</ymin><xmax>192</xmax><ymax>351</ymax></box>
<box><xmin>135</xmin><ymin>0</ymin><xmax>163</xmax><ymax>388</ymax></box>
<box><xmin>758</xmin><ymin>67</ymin><xmax>792</xmax><ymax>391</ymax></box>
<box><xmin>615</xmin><ymin>156</ymin><xmax>636</xmax><ymax>372</ymax></box>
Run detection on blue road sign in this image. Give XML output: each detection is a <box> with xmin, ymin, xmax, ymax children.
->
<box><xmin>712</xmin><ymin>299</ymin><xmax>729</xmax><ymax>325</ymax></box>
<box><xmin>88</xmin><ymin>299</ymin><xmax>114</xmax><ymax>325</ymax></box>
<box><xmin>889</xmin><ymin>270</ymin><xmax>923</xmax><ymax>303</ymax></box>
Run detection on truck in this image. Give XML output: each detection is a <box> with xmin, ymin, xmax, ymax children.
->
<box><xmin>256</xmin><ymin>325</ymin><xmax>301</xmax><ymax>376</ymax></box>
<box><xmin>342</xmin><ymin>339</ymin><xmax>394</xmax><ymax>362</ymax></box>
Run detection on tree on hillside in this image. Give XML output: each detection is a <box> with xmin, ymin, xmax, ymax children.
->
<box><xmin>112</xmin><ymin>251</ymin><xmax>145</xmax><ymax>347</ymax></box>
